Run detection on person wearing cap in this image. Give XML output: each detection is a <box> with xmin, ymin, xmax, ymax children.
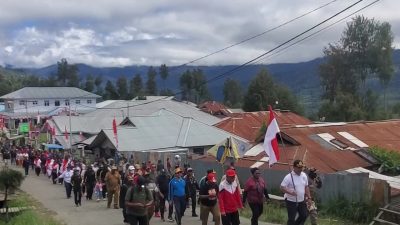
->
<box><xmin>305</xmin><ymin>167</ymin><xmax>322</xmax><ymax>225</ymax></box>
<box><xmin>243</xmin><ymin>167</ymin><xmax>270</xmax><ymax>225</ymax></box>
<box><xmin>221</xmin><ymin>166</ymin><xmax>242</xmax><ymax>194</ymax></box>
<box><xmin>184</xmin><ymin>167</ymin><xmax>199</xmax><ymax>217</ymax></box>
<box><xmin>124</xmin><ymin>166</ymin><xmax>135</xmax><ymax>184</ymax></box>
<box><xmin>168</xmin><ymin>167</ymin><xmax>187</xmax><ymax>225</ymax></box>
<box><xmin>280</xmin><ymin>159</ymin><xmax>312</xmax><ymax>225</ymax></box>
<box><xmin>58</xmin><ymin>165</ymin><xmax>74</xmax><ymax>199</ymax></box>
<box><xmin>125</xmin><ymin>176</ymin><xmax>154</xmax><ymax>225</ymax></box>
<box><xmin>71</xmin><ymin>168</ymin><xmax>83</xmax><ymax>207</ymax></box>
<box><xmin>218</xmin><ymin>169</ymin><xmax>243</xmax><ymax>225</ymax></box>
<box><xmin>199</xmin><ymin>169</ymin><xmax>216</xmax><ymax>190</ymax></box>
<box><xmin>120</xmin><ymin>173</ymin><xmax>134</xmax><ymax>224</ymax></box>
<box><xmin>105</xmin><ymin>165</ymin><xmax>122</xmax><ymax>209</ymax></box>
<box><xmin>199</xmin><ymin>172</ymin><xmax>220</xmax><ymax>225</ymax></box>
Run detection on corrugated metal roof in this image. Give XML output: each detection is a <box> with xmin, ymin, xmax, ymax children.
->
<box><xmin>89</xmin><ymin>113</ymin><xmax>249</xmax><ymax>152</ymax></box>
<box><xmin>209</xmin><ymin>119</ymin><xmax>400</xmax><ymax>173</ymax></box>
<box><xmin>215</xmin><ymin>111</ymin><xmax>312</xmax><ymax>142</ymax></box>
<box><xmin>85</xmin><ymin>98</ymin><xmax>222</xmax><ymax>125</ymax></box>
<box><xmin>0</xmin><ymin>87</ymin><xmax>101</xmax><ymax>99</ymax></box>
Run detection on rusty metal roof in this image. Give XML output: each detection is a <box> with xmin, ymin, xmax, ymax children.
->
<box><xmin>198</xmin><ymin>101</ymin><xmax>230</xmax><ymax>116</ymax></box>
<box><xmin>209</xmin><ymin>119</ymin><xmax>400</xmax><ymax>173</ymax></box>
<box><xmin>214</xmin><ymin>111</ymin><xmax>312</xmax><ymax>142</ymax></box>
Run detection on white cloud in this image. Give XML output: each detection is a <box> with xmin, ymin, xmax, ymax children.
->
<box><xmin>0</xmin><ymin>0</ymin><xmax>399</xmax><ymax>67</ymax></box>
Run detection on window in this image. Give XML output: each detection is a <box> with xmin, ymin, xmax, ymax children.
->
<box><xmin>75</xmin><ymin>100</ymin><xmax>80</xmax><ymax>104</ymax></box>
<box><xmin>87</xmin><ymin>99</ymin><xmax>92</xmax><ymax>104</ymax></box>
<box><xmin>32</xmin><ymin>101</ymin><xmax>38</xmax><ymax>105</ymax></box>
<box><xmin>44</xmin><ymin>100</ymin><xmax>50</xmax><ymax>106</ymax></box>
<box><xmin>19</xmin><ymin>100</ymin><xmax>25</xmax><ymax>105</ymax></box>
<box><xmin>55</xmin><ymin>100</ymin><xmax>60</xmax><ymax>106</ymax></box>
<box><xmin>193</xmin><ymin>147</ymin><xmax>204</xmax><ymax>155</ymax></box>
<box><xmin>330</xmin><ymin>139</ymin><xmax>349</xmax><ymax>149</ymax></box>
<box><xmin>65</xmin><ymin>100</ymin><xmax>70</xmax><ymax>106</ymax></box>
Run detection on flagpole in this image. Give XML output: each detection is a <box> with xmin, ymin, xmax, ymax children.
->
<box><xmin>270</xmin><ymin>105</ymin><xmax>298</xmax><ymax>204</ymax></box>
<box><xmin>68</xmin><ymin>98</ymin><xmax>72</xmax><ymax>156</ymax></box>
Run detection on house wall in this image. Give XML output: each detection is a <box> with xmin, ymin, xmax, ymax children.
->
<box><xmin>189</xmin><ymin>159</ymin><xmax>390</xmax><ymax>205</ymax></box>
<box><xmin>3</xmin><ymin>98</ymin><xmax>97</xmax><ymax>113</ymax></box>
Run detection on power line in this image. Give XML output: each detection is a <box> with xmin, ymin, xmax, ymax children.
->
<box><xmin>170</xmin><ymin>0</ymin><xmax>340</xmax><ymax>69</ymax></box>
<box><xmin>80</xmin><ymin>0</ymin><xmax>368</xmax><ymax>110</ymax></box>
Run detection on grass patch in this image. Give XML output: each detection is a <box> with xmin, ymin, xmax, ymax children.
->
<box><xmin>240</xmin><ymin>199</ymin><xmax>373</xmax><ymax>225</ymax></box>
<box><xmin>0</xmin><ymin>191</ymin><xmax>63</xmax><ymax>225</ymax></box>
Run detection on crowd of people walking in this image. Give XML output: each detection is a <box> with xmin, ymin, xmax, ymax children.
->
<box><xmin>3</xmin><ymin>144</ymin><xmax>322</xmax><ymax>225</ymax></box>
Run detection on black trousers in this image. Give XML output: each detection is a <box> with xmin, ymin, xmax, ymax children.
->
<box><xmin>285</xmin><ymin>200</ymin><xmax>308</xmax><ymax>225</ymax></box>
<box><xmin>51</xmin><ymin>171</ymin><xmax>58</xmax><ymax>184</ymax></box>
<box><xmin>73</xmin><ymin>187</ymin><xmax>82</xmax><ymax>205</ymax></box>
<box><xmin>64</xmin><ymin>182</ymin><xmax>72</xmax><ymax>198</ymax></box>
<box><xmin>86</xmin><ymin>183</ymin><xmax>94</xmax><ymax>200</ymax></box>
<box><xmin>189</xmin><ymin>193</ymin><xmax>196</xmax><ymax>214</ymax></box>
<box><xmin>249</xmin><ymin>203</ymin><xmax>263</xmax><ymax>225</ymax></box>
<box><xmin>24</xmin><ymin>166</ymin><xmax>29</xmax><ymax>176</ymax></box>
<box><xmin>167</xmin><ymin>199</ymin><xmax>174</xmax><ymax>219</ymax></box>
<box><xmin>159</xmin><ymin>195</ymin><xmax>166</xmax><ymax>219</ymax></box>
<box><xmin>102</xmin><ymin>184</ymin><xmax>107</xmax><ymax>199</ymax></box>
<box><xmin>35</xmin><ymin>167</ymin><xmax>41</xmax><ymax>176</ymax></box>
<box><xmin>127</xmin><ymin>214</ymin><xmax>148</xmax><ymax>225</ymax></box>
<box><xmin>221</xmin><ymin>211</ymin><xmax>240</xmax><ymax>225</ymax></box>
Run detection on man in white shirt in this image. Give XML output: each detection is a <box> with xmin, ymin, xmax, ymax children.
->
<box><xmin>58</xmin><ymin>165</ymin><xmax>74</xmax><ymax>199</ymax></box>
<box><xmin>280</xmin><ymin>160</ymin><xmax>311</xmax><ymax>225</ymax></box>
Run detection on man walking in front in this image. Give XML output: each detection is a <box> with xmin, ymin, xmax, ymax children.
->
<box><xmin>168</xmin><ymin>167</ymin><xmax>186</xmax><ymax>225</ymax></box>
<box><xmin>280</xmin><ymin>160</ymin><xmax>312</xmax><ymax>225</ymax></box>
<box><xmin>105</xmin><ymin>166</ymin><xmax>122</xmax><ymax>209</ymax></box>
<box><xmin>218</xmin><ymin>169</ymin><xmax>242</xmax><ymax>225</ymax></box>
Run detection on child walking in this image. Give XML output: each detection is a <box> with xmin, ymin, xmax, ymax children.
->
<box><xmin>95</xmin><ymin>179</ymin><xmax>103</xmax><ymax>202</ymax></box>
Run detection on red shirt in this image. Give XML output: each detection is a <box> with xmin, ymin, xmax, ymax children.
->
<box><xmin>244</xmin><ymin>177</ymin><xmax>266</xmax><ymax>204</ymax></box>
<box><xmin>218</xmin><ymin>182</ymin><xmax>243</xmax><ymax>214</ymax></box>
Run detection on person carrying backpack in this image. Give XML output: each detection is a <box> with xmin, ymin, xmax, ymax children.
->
<box><xmin>125</xmin><ymin>176</ymin><xmax>153</xmax><ymax>225</ymax></box>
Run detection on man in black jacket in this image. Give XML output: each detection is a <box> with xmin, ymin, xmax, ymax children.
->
<box><xmin>156</xmin><ymin>169</ymin><xmax>171</xmax><ymax>222</ymax></box>
<box><xmin>184</xmin><ymin>168</ymin><xmax>199</xmax><ymax>217</ymax></box>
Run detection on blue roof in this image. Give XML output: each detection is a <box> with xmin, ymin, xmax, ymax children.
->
<box><xmin>44</xmin><ymin>144</ymin><xmax>64</xmax><ymax>150</ymax></box>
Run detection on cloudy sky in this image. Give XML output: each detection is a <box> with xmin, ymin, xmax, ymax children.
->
<box><xmin>0</xmin><ymin>0</ymin><xmax>399</xmax><ymax>68</ymax></box>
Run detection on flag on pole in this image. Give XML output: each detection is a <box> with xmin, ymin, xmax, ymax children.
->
<box><xmin>263</xmin><ymin>105</ymin><xmax>280</xmax><ymax>167</ymax></box>
<box><xmin>230</xmin><ymin>136</ymin><xmax>252</xmax><ymax>158</ymax></box>
<box><xmin>64</xmin><ymin>125</ymin><xmax>69</xmax><ymax>141</ymax></box>
<box><xmin>207</xmin><ymin>138</ymin><xmax>231</xmax><ymax>164</ymax></box>
<box><xmin>112</xmin><ymin>117</ymin><xmax>118</xmax><ymax>148</ymax></box>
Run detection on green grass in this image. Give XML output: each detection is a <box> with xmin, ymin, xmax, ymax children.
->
<box><xmin>240</xmin><ymin>200</ymin><xmax>370</xmax><ymax>225</ymax></box>
<box><xmin>0</xmin><ymin>192</ymin><xmax>63</xmax><ymax>225</ymax></box>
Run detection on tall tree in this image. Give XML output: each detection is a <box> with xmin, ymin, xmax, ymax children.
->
<box><xmin>84</xmin><ymin>74</ymin><xmax>95</xmax><ymax>92</ymax></box>
<box><xmin>319</xmin><ymin>16</ymin><xmax>394</xmax><ymax>121</ymax></box>
<box><xmin>242</xmin><ymin>68</ymin><xmax>301</xmax><ymax>112</ymax></box>
<box><xmin>159</xmin><ymin>64</ymin><xmax>169</xmax><ymax>92</ymax></box>
<box><xmin>116</xmin><ymin>75</ymin><xmax>128</xmax><ymax>100</ymax></box>
<box><xmin>67</xmin><ymin>64</ymin><xmax>79</xmax><ymax>87</ymax></box>
<box><xmin>179</xmin><ymin>70</ymin><xmax>193</xmax><ymax>101</ymax></box>
<box><xmin>223</xmin><ymin>78</ymin><xmax>242</xmax><ymax>107</ymax></box>
<box><xmin>146</xmin><ymin>66</ymin><xmax>157</xmax><ymax>95</ymax></box>
<box><xmin>179</xmin><ymin>69</ymin><xmax>211</xmax><ymax>104</ymax></box>
<box><xmin>130</xmin><ymin>73</ymin><xmax>143</xmax><ymax>98</ymax></box>
<box><xmin>104</xmin><ymin>80</ymin><xmax>119</xmax><ymax>100</ymax></box>
<box><xmin>94</xmin><ymin>75</ymin><xmax>103</xmax><ymax>96</ymax></box>
<box><xmin>57</xmin><ymin>58</ymin><xmax>69</xmax><ymax>86</ymax></box>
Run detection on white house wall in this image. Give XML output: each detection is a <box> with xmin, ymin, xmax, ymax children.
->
<box><xmin>4</xmin><ymin>98</ymin><xmax>97</xmax><ymax>113</ymax></box>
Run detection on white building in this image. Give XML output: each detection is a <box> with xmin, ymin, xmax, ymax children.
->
<box><xmin>0</xmin><ymin>87</ymin><xmax>101</xmax><ymax>114</ymax></box>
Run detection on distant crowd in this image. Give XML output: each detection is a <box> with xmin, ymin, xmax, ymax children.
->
<box><xmin>1</xmin><ymin>145</ymin><xmax>322</xmax><ymax>225</ymax></box>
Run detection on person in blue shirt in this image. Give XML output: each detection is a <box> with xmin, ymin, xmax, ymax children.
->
<box><xmin>168</xmin><ymin>167</ymin><xmax>187</xmax><ymax>225</ymax></box>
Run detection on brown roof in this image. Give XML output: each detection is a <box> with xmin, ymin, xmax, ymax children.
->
<box><xmin>208</xmin><ymin>119</ymin><xmax>400</xmax><ymax>174</ymax></box>
<box><xmin>215</xmin><ymin>111</ymin><xmax>312</xmax><ymax>142</ymax></box>
<box><xmin>198</xmin><ymin>101</ymin><xmax>230</xmax><ymax>116</ymax></box>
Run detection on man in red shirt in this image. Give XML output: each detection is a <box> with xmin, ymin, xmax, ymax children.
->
<box><xmin>218</xmin><ymin>169</ymin><xmax>243</xmax><ymax>225</ymax></box>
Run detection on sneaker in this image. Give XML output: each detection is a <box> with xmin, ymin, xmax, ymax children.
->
<box><xmin>192</xmin><ymin>213</ymin><xmax>198</xmax><ymax>217</ymax></box>
<box><xmin>155</xmin><ymin>212</ymin><xmax>161</xmax><ymax>217</ymax></box>
<box><xmin>103</xmin><ymin>198</ymin><xmax>106</xmax><ymax>201</ymax></box>
<box><xmin>96</xmin><ymin>198</ymin><xmax>100</xmax><ymax>202</ymax></box>
<box><xmin>167</xmin><ymin>217</ymin><xmax>174</xmax><ymax>222</ymax></box>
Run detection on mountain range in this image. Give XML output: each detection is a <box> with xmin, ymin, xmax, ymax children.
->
<box><xmin>8</xmin><ymin>49</ymin><xmax>400</xmax><ymax>114</ymax></box>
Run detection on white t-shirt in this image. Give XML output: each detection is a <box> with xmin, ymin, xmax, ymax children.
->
<box><xmin>281</xmin><ymin>171</ymin><xmax>308</xmax><ymax>202</ymax></box>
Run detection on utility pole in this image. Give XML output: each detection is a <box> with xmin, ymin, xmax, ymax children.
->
<box><xmin>68</xmin><ymin>98</ymin><xmax>72</xmax><ymax>155</ymax></box>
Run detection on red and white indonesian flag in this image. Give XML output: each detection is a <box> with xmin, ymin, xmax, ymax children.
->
<box><xmin>112</xmin><ymin>117</ymin><xmax>118</xmax><ymax>148</ymax></box>
<box><xmin>263</xmin><ymin>105</ymin><xmax>280</xmax><ymax>167</ymax></box>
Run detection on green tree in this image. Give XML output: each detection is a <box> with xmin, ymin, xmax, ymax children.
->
<box><xmin>84</xmin><ymin>74</ymin><xmax>95</xmax><ymax>92</ymax></box>
<box><xmin>0</xmin><ymin>168</ymin><xmax>24</xmax><ymax>221</ymax></box>
<box><xmin>116</xmin><ymin>75</ymin><xmax>128</xmax><ymax>100</ymax></box>
<box><xmin>319</xmin><ymin>16</ymin><xmax>394</xmax><ymax>121</ymax></box>
<box><xmin>67</xmin><ymin>64</ymin><xmax>79</xmax><ymax>87</ymax></box>
<box><xmin>57</xmin><ymin>58</ymin><xmax>69</xmax><ymax>86</ymax></box>
<box><xmin>223</xmin><ymin>78</ymin><xmax>242</xmax><ymax>107</ymax></box>
<box><xmin>130</xmin><ymin>73</ymin><xmax>143</xmax><ymax>98</ymax></box>
<box><xmin>146</xmin><ymin>66</ymin><xmax>157</xmax><ymax>95</ymax></box>
<box><xmin>242</xmin><ymin>68</ymin><xmax>301</xmax><ymax>112</ymax></box>
<box><xmin>159</xmin><ymin>64</ymin><xmax>169</xmax><ymax>92</ymax></box>
<box><xmin>179</xmin><ymin>69</ymin><xmax>211</xmax><ymax>104</ymax></box>
<box><xmin>94</xmin><ymin>75</ymin><xmax>103</xmax><ymax>96</ymax></box>
<box><xmin>104</xmin><ymin>80</ymin><xmax>119</xmax><ymax>100</ymax></box>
